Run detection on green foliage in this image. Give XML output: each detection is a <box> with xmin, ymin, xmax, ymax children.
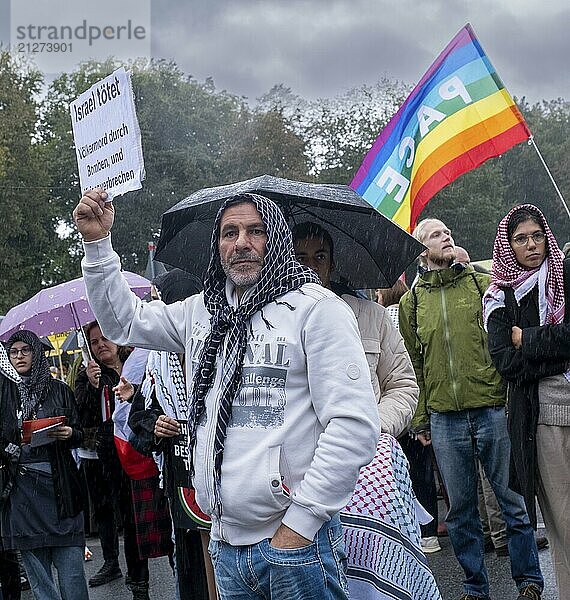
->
<box><xmin>0</xmin><ymin>50</ymin><xmax>568</xmax><ymax>316</ymax></box>
<box><xmin>220</xmin><ymin>108</ymin><xmax>309</xmax><ymax>182</ymax></box>
<box><xmin>497</xmin><ymin>99</ymin><xmax>570</xmax><ymax>246</ymax></box>
<box><xmin>0</xmin><ymin>51</ymin><xmax>61</xmax><ymax>314</ymax></box>
<box><xmin>302</xmin><ymin>79</ymin><xmax>410</xmax><ymax>183</ymax></box>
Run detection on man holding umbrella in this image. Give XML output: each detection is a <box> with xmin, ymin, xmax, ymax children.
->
<box><xmin>73</xmin><ymin>189</ymin><xmax>380</xmax><ymax>600</ymax></box>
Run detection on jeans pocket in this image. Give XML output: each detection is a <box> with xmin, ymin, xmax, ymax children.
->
<box><xmin>260</xmin><ymin>538</ymin><xmax>318</xmax><ymax>565</ymax></box>
<box><xmin>328</xmin><ymin>523</ymin><xmax>349</xmax><ymax>596</ymax></box>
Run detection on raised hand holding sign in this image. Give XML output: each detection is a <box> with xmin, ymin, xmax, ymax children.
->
<box><xmin>73</xmin><ymin>188</ymin><xmax>115</xmax><ymax>242</ymax></box>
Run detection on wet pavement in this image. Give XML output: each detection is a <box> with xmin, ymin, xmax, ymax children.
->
<box><xmin>426</xmin><ymin>526</ymin><xmax>558</xmax><ymax>600</ymax></box>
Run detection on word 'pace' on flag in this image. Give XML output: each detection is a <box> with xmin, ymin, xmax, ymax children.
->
<box><xmin>351</xmin><ymin>23</ymin><xmax>531</xmax><ymax>232</ymax></box>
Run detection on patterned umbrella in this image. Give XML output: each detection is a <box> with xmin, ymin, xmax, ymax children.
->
<box><xmin>0</xmin><ymin>272</ymin><xmax>150</xmax><ymax>341</ymax></box>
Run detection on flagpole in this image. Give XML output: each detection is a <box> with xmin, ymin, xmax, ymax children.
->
<box><xmin>529</xmin><ymin>136</ymin><xmax>570</xmax><ymax>220</ymax></box>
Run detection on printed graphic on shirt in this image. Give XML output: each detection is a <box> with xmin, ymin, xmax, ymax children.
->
<box><xmin>191</xmin><ymin>327</ymin><xmax>291</xmax><ymax>430</ymax></box>
<box><xmin>232</xmin><ymin>336</ymin><xmax>290</xmax><ymax>429</ymax></box>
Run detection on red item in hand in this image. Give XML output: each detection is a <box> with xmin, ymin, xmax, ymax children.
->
<box><xmin>21</xmin><ymin>416</ymin><xmax>66</xmax><ymax>445</ymax></box>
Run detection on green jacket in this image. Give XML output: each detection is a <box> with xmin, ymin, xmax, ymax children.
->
<box><xmin>399</xmin><ymin>265</ymin><xmax>505</xmax><ymax>431</ymax></box>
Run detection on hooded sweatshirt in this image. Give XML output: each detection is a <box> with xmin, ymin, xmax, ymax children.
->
<box><xmin>82</xmin><ymin>235</ymin><xmax>380</xmax><ymax>545</ymax></box>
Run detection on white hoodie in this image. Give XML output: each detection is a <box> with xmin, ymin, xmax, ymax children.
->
<box><xmin>82</xmin><ymin>236</ymin><xmax>380</xmax><ymax>545</ymax></box>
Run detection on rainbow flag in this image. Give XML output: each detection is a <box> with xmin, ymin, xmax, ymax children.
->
<box><xmin>351</xmin><ymin>23</ymin><xmax>531</xmax><ymax>232</ymax></box>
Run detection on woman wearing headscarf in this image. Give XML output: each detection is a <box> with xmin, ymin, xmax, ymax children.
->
<box><xmin>484</xmin><ymin>204</ymin><xmax>570</xmax><ymax>593</ymax></box>
<box><xmin>0</xmin><ymin>331</ymin><xmax>88</xmax><ymax>600</ymax></box>
<box><xmin>128</xmin><ymin>268</ymin><xmax>216</xmax><ymax>600</ymax></box>
<box><xmin>0</xmin><ymin>343</ymin><xmax>22</xmax><ymax>600</ymax></box>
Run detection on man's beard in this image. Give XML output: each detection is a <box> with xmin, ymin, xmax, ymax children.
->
<box><xmin>220</xmin><ymin>251</ymin><xmax>264</xmax><ymax>288</ymax></box>
<box><xmin>428</xmin><ymin>248</ymin><xmax>456</xmax><ymax>268</ymax></box>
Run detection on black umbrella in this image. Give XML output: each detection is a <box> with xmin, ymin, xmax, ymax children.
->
<box><xmin>155</xmin><ymin>175</ymin><xmax>425</xmax><ymax>289</ymax></box>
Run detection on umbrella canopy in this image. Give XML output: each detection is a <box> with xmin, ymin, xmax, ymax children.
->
<box><xmin>155</xmin><ymin>175</ymin><xmax>424</xmax><ymax>289</ymax></box>
<box><xmin>0</xmin><ymin>272</ymin><xmax>151</xmax><ymax>341</ymax></box>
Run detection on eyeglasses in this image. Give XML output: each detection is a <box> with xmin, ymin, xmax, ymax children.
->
<box><xmin>511</xmin><ymin>232</ymin><xmax>546</xmax><ymax>247</ymax></box>
<box><xmin>9</xmin><ymin>346</ymin><xmax>32</xmax><ymax>358</ymax></box>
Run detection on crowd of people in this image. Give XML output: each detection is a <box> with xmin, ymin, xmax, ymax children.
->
<box><xmin>0</xmin><ymin>190</ymin><xmax>567</xmax><ymax>600</ymax></box>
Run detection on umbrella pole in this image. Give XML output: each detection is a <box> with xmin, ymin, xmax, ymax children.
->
<box><xmin>71</xmin><ymin>304</ymin><xmax>93</xmax><ymax>362</ymax></box>
<box><xmin>53</xmin><ymin>337</ymin><xmax>64</xmax><ymax>377</ymax></box>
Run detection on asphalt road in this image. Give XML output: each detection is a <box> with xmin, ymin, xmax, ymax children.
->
<box><xmin>21</xmin><ymin>527</ymin><xmax>558</xmax><ymax>600</ymax></box>
<box><xmin>426</xmin><ymin>526</ymin><xmax>558</xmax><ymax>600</ymax></box>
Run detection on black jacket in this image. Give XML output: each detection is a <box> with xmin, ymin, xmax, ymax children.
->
<box><xmin>0</xmin><ymin>376</ymin><xmax>84</xmax><ymax>519</ymax></box>
<box><xmin>74</xmin><ymin>363</ymin><xmax>121</xmax><ymax>460</ymax></box>
<box><xmin>74</xmin><ymin>363</ymin><xmax>120</xmax><ymax>430</ymax></box>
<box><xmin>487</xmin><ymin>277</ymin><xmax>570</xmax><ymax>527</ymax></box>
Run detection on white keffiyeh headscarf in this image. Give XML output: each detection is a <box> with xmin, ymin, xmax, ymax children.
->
<box><xmin>0</xmin><ymin>344</ymin><xmax>21</xmax><ymax>383</ymax></box>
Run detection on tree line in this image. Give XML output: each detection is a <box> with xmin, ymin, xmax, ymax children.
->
<box><xmin>0</xmin><ymin>51</ymin><xmax>568</xmax><ymax>314</ymax></box>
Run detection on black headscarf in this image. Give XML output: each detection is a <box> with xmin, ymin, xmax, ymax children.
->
<box><xmin>7</xmin><ymin>330</ymin><xmax>51</xmax><ymax>420</ymax></box>
<box><xmin>153</xmin><ymin>268</ymin><xmax>203</xmax><ymax>304</ymax></box>
<box><xmin>188</xmin><ymin>193</ymin><xmax>320</xmax><ymax>512</ymax></box>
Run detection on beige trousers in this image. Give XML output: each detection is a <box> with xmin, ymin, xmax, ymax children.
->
<box><xmin>477</xmin><ymin>460</ymin><xmax>507</xmax><ymax>548</ymax></box>
<box><xmin>536</xmin><ymin>424</ymin><xmax>570</xmax><ymax>596</ymax></box>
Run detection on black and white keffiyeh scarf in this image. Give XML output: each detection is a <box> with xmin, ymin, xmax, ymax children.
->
<box><xmin>7</xmin><ymin>330</ymin><xmax>51</xmax><ymax>420</ymax></box>
<box><xmin>0</xmin><ymin>343</ymin><xmax>20</xmax><ymax>384</ymax></box>
<box><xmin>188</xmin><ymin>193</ymin><xmax>320</xmax><ymax>512</ymax></box>
<box><xmin>142</xmin><ymin>351</ymin><xmax>188</xmax><ymax>420</ymax></box>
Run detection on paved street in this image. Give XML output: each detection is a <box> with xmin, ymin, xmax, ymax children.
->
<box><xmin>21</xmin><ymin>526</ymin><xmax>558</xmax><ymax>599</ymax></box>
<box><xmin>426</xmin><ymin>526</ymin><xmax>558</xmax><ymax>600</ymax></box>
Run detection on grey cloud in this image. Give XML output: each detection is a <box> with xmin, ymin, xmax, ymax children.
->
<box><xmin>99</xmin><ymin>0</ymin><xmax>570</xmax><ymax>103</ymax></box>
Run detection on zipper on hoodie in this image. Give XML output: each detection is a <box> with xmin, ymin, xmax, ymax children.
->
<box><xmin>440</xmin><ymin>286</ymin><xmax>460</xmax><ymax>411</ymax></box>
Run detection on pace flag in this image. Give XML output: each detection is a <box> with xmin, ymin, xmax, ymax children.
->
<box><xmin>351</xmin><ymin>23</ymin><xmax>531</xmax><ymax>231</ymax></box>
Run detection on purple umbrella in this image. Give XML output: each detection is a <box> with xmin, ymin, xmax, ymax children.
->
<box><xmin>0</xmin><ymin>272</ymin><xmax>151</xmax><ymax>341</ymax></box>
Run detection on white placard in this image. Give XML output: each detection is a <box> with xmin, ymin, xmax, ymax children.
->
<box><xmin>69</xmin><ymin>67</ymin><xmax>145</xmax><ymax>199</ymax></box>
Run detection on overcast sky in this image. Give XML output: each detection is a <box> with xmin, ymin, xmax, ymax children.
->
<box><xmin>149</xmin><ymin>0</ymin><xmax>569</xmax><ymax>103</ymax></box>
<box><xmin>1</xmin><ymin>0</ymin><xmax>568</xmax><ymax>103</ymax></box>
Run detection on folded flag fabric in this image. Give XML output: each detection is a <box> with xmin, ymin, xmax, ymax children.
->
<box><xmin>113</xmin><ymin>398</ymin><xmax>158</xmax><ymax>480</ymax></box>
<box><xmin>351</xmin><ymin>23</ymin><xmax>530</xmax><ymax>232</ymax></box>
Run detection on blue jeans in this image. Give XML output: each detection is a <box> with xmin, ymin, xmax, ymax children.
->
<box><xmin>208</xmin><ymin>514</ymin><xmax>349</xmax><ymax>599</ymax></box>
<box><xmin>20</xmin><ymin>546</ymin><xmax>89</xmax><ymax>600</ymax></box>
<box><xmin>431</xmin><ymin>407</ymin><xmax>543</xmax><ymax>598</ymax></box>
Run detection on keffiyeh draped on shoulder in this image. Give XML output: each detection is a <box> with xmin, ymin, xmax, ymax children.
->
<box><xmin>141</xmin><ymin>350</ymin><xmax>188</xmax><ymax>420</ymax></box>
<box><xmin>0</xmin><ymin>344</ymin><xmax>20</xmax><ymax>383</ymax></box>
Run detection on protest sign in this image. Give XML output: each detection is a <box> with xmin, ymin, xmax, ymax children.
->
<box><xmin>69</xmin><ymin>67</ymin><xmax>145</xmax><ymax>199</ymax></box>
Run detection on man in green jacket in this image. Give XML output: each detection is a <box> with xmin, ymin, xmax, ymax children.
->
<box><xmin>399</xmin><ymin>218</ymin><xmax>543</xmax><ymax>600</ymax></box>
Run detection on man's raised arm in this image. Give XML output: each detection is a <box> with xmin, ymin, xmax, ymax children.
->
<box><xmin>73</xmin><ymin>188</ymin><xmax>187</xmax><ymax>354</ymax></box>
